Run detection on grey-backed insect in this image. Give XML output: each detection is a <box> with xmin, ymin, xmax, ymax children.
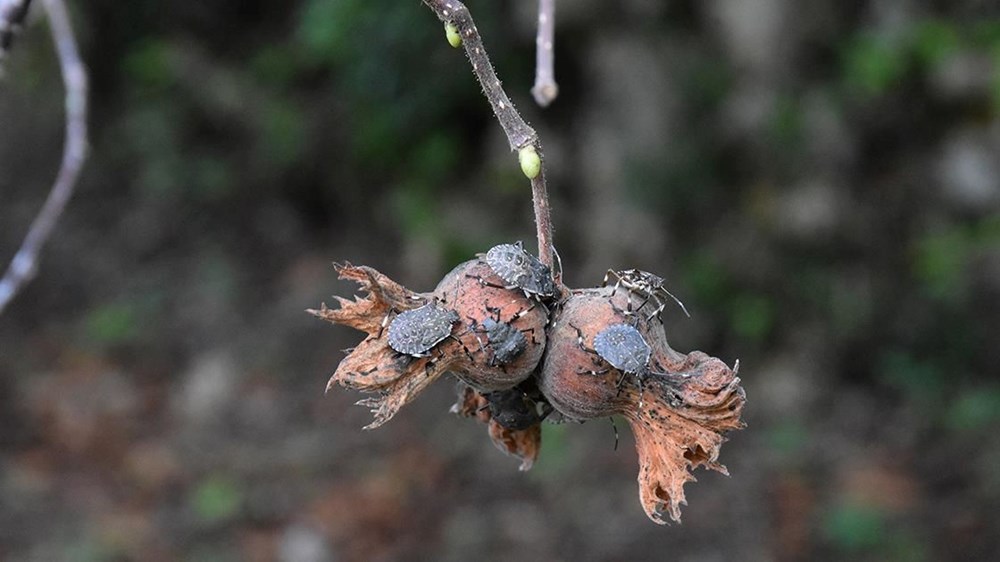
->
<box><xmin>603</xmin><ymin>269</ymin><xmax>689</xmax><ymax>320</ymax></box>
<box><xmin>479</xmin><ymin>241</ymin><xmax>557</xmax><ymax>300</ymax></box>
<box><xmin>572</xmin><ymin>322</ymin><xmax>683</xmax><ymax>407</ymax></box>
<box><xmin>593</xmin><ymin>323</ymin><xmax>652</xmax><ymax>375</ymax></box>
<box><xmin>468</xmin><ymin>305</ymin><xmax>537</xmax><ymax>367</ymax></box>
<box><xmin>484</xmin><ymin>388</ymin><xmax>554</xmax><ymax>430</ymax></box>
<box><xmin>386</xmin><ymin>302</ymin><xmax>460</xmax><ymax>357</ymax></box>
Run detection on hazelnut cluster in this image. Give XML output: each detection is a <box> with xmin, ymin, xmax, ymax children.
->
<box><xmin>310</xmin><ymin>245</ymin><xmax>746</xmax><ymax>524</ymax></box>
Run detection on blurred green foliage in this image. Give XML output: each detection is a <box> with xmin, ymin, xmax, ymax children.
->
<box><xmin>878</xmin><ymin>350</ymin><xmax>946</xmax><ymax>405</ymax></box>
<box><xmin>764</xmin><ymin>422</ymin><xmax>809</xmax><ymax>457</ymax></box>
<box><xmin>768</xmin><ymin>95</ymin><xmax>805</xmax><ymax>149</ymax></box>
<box><xmin>823</xmin><ymin>502</ymin><xmax>887</xmax><ymax>551</ymax></box>
<box><xmin>192</xmin><ymin>474</ymin><xmax>243</xmax><ymax>523</ymax></box>
<box><xmin>729</xmin><ymin>293</ymin><xmax>775</xmax><ymax>342</ymax></box>
<box><xmin>842</xmin><ymin>34</ymin><xmax>908</xmax><ymax>98</ymax></box>
<box><xmin>914</xmin><ymin>215</ymin><xmax>1000</xmax><ymax>301</ymax></box>
<box><xmin>913</xmin><ymin>227</ymin><xmax>972</xmax><ymax>301</ymax></box>
<box><xmin>947</xmin><ymin>386</ymin><xmax>1000</xmax><ymax>432</ymax></box>
<box><xmin>912</xmin><ymin>20</ymin><xmax>961</xmax><ymax>67</ymax></box>
<box><xmin>83</xmin><ymin>301</ymin><xmax>141</xmax><ymax>346</ymax></box>
<box><xmin>842</xmin><ymin>18</ymin><xmax>1000</xmax><ymax>105</ymax></box>
<box><xmin>123</xmin><ymin>39</ymin><xmax>175</xmax><ymax>93</ymax></box>
<box><xmin>535</xmin><ymin>422</ymin><xmax>571</xmax><ymax>478</ymax></box>
<box><xmin>824</xmin><ymin>503</ymin><xmax>930</xmax><ymax>561</ymax></box>
<box><xmin>64</xmin><ymin>539</ymin><xmax>117</xmax><ymax>562</ymax></box>
<box><xmin>682</xmin><ymin>255</ymin><xmax>731</xmax><ymax>306</ymax></box>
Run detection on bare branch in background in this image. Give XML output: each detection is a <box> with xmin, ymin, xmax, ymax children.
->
<box><xmin>531</xmin><ymin>0</ymin><xmax>558</xmax><ymax>107</ymax></box>
<box><xmin>422</xmin><ymin>0</ymin><xmax>557</xmax><ymax>273</ymax></box>
<box><xmin>0</xmin><ymin>0</ymin><xmax>32</xmax><ymax>65</ymax></box>
<box><xmin>0</xmin><ymin>0</ymin><xmax>88</xmax><ymax>314</ymax></box>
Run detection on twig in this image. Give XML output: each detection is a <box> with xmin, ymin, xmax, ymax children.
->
<box><xmin>0</xmin><ymin>0</ymin><xmax>32</xmax><ymax>63</ymax></box>
<box><xmin>0</xmin><ymin>0</ymin><xmax>88</xmax><ymax>314</ymax></box>
<box><xmin>422</xmin><ymin>0</ymin><xmax>555</xmax><ymax>271</ymax></box>
<box><xmin>530</xmin><ymin>0</ymin><xmax>558</xmax><ymax>107</ymax></box>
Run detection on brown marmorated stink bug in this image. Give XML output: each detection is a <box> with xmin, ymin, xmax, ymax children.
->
<box><xmin>574</xmin><ymin>321</ymin><xmax>685</xmax><ymax>406</ymax></box>
<box><xmin>467</xmin><ymin>305</ymin><xmax>538</xmax><ymax>367</ymax></box>
<box><xmin>386</xmin><ymin>301</ymin><xmax>460</xmax><ymax>358</ymax></box>
<box><xmin>479</xmin><ymin>241</ymin><xmax>557</xmax><ymax>300</ymax></box>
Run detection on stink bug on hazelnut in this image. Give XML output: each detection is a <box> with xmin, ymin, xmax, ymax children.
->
<box><xmin>603</xmin><ymin>268</ymin><xmax>689</xmax><ymax>320</ymax></box>
<box><xmin>386</xmin><ymin>301</ymin><xmax>459</xmax><ymax>357</ymax></box>
<box><xmin>484</xmin><ymin>387</ymin><xmax>553</xmax><ymax>430</ymax></box>
<box><xmin>481</xmin><ymin>241</ymin><xmax>557</xmax><ymax>300</ymax></box>
<box><xmin>593</xmin><ymin>323</ymin><xmax>652</xmax><ymax>376</ymax></box>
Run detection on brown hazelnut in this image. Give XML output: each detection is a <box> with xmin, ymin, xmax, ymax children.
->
<box><xmin>433</xmin><ymin>259</ymin><xmax>548</xmax><ymax>391</ymax></box>
<box><xmin>538</xmin><ymin>287</ymin><xmax>746</xmax><ymax>524</ymax></box>
<box><xmin>310</xmin><ymin>260</ymin><xmax>548</xmax><ymax>428</ymax></box>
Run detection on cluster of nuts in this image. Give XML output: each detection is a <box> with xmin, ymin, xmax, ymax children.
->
<box><xmin>310</xmin><ymin>243</ymin><xmax>746</xmax><ymax>524</ymax></box>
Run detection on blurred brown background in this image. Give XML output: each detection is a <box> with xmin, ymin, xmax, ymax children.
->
<box><xmin>2</xmin><ymin>0</ymin><xmax>1000</xmax><ymax>560</ymax></box>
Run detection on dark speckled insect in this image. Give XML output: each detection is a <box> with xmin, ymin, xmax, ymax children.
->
<box><xmin>572</xmin><ymin>322</ymin><xmax>684</xmax><ymax>407</ymax></box>
<box><xmin>603</xmin><ymin>268</ymin><xmax>689</xmax><ymax>320</ymax></box>
<box><xmin>468</xmin><ymin>305</ymin><xmax>537</xmax><ymax>367</ymax></box>
<box><xmin>481</xmin><ymin>317</ymin><xmax>527</xmax><ymax>365</ymax></box>
<box><xmin>593</xmin><ymin>323</ymin><xmax>651</xmax><ymax>375</ymax></box>
<box><xmin>387</xmin><ymin>302</ymin><xmax>460</xmax><ymax>357</ymax></box>
<box><xmin>480</xmin><ymin>241</ymin><xmax>557</xmax><ymax>300</ymax></box>
<box><xmin>484</xmin><ymin>387</ymin><xmax>554</xmax><ymax>430</ymax></box>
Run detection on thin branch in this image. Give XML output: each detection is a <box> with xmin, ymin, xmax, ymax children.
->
<box><xmin>530</xmin><ymin>168</ymin><xmax>556</xmax><ymax>279</ymax></box>
<box><xmin>531</xmin><ymin>0</ymin><xmax>558</xmax><ymax>107</ymax></box>
<box><xmin>0</xmin><ymin>0</ymin><xmax>88</xmax><ymax>314</ymax></box>
<box><xmin>422</xmin><ymin>0</ymin><xmax>556</xmax><ymax>271</ymax></box>
<box><xmin>0</xmin><ymin>0</ymin><xmax>33</xmax><ymax>63</ymax></box>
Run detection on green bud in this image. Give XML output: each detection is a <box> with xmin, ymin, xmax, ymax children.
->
<box><xmin>519</xmin><ymin>146</ymin><xmax>541</xmax><ymax>179</ymax></box>
<box><xmin>445</xmin><ymin>23</ymin><xmax>462</xmax><ymax>48</ymax></box>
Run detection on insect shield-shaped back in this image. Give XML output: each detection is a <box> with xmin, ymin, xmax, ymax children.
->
<box><xmin>387</xmin><ymin>302</ymin><xmax>459</xmax><ymax>357</ymax></box>
<box><xmin>593</xmin><ymin>323</ymin><xmax>652</xmax><ymax>375</ymax></box>
<box><xmin>484</xmin><ymin>241</ymin><xmax>557</xmax><ymax>300</ymax></box>
<box><xmin>476</xmin><ymin>317</ymin><xmax>528</xmax><ymax>366</ymax></box>
<box><xmin>484</xmin><ymin>388</ymin><xmax>551</xmax><ymax>431</ymax></box>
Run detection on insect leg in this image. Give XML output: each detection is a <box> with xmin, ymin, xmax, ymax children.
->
<box><xmin>377</xmin><ymin>307</ymin><xmax>398</xmax><ymax>339</ymax></box>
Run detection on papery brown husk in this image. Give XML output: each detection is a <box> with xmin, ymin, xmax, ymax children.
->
<box><xmin>626</xmin><ymin>354</ymin><xmax>745</xmax><ymax>524</ymax></box>
<box><xmin>309</xmin><ymin>264</ymin><xmax>438</xmax><ymax>428</ymax></box>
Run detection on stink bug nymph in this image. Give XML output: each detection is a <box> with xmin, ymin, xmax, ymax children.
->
<box><xmin>603</xmin><ymin>268</ymin><xmax>689</xmax><ymax>320</ymax></box>
<box><xmin>467</xmin><ymin>304</ymin><xmax>537</xmax><ymax>367</ymax></box>
<box><xmin>484</xmin><ymin>388</ymin><xmax>554</xmax><ymax>430</ymax></box>
<box><xmin>593</xmin><ymin>323</ymin><xmax>652</xmax><ymax>376</ymax></box>
<box><xmin>482</xmin><ymin>241</ymin><xmax>557</xmax><ymax>299</ymax></box>
<box><xmin>573</xmin><ymin>322</ymin><xmax>683</xmax><ymax>407</ymax></box>
<box><xmin>387</xmin><ymin>302</ymin><xmax>460</xmax><ymax>357</ymax></box>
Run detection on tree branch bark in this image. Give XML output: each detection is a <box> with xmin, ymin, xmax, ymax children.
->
<box><xmin>422</xmin><ymin>0</ymin><xmax>556</xmax><ymax>272</ymax></box>
<box><xmin>0</xmin><ymin>0</ymin><xmax>88</xmax><ymax>314</ymax></box>
<box><xmin>531</xmin><ymin>0</ymin><xmax>558</xmax><ymax>107</ymax></box>
<box><xmin>0</xmin><ymin>0</ymin><xmax>33</xmax><ymax>62</ymax></box>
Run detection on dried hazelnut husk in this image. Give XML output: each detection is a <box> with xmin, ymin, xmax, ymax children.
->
<box><xmin>309</xmin><ymin>260</ymin><xmax>547</xmax><ymax>428</ymax></box>
<box><xmin>538</xmin><ymin>287</ymin><xmax>746</xmax><ymax>524</ymax></box>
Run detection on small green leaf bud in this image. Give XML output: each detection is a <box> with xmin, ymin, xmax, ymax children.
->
<box><xmin>519</xmin><ymin>146</ymin><xmax>541</xmax><ymax>179</ymax></box>
<box><xmin>445</xmin><ymin>23</ymin><xmax>462</xmax><ymax>48</ymax></box>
